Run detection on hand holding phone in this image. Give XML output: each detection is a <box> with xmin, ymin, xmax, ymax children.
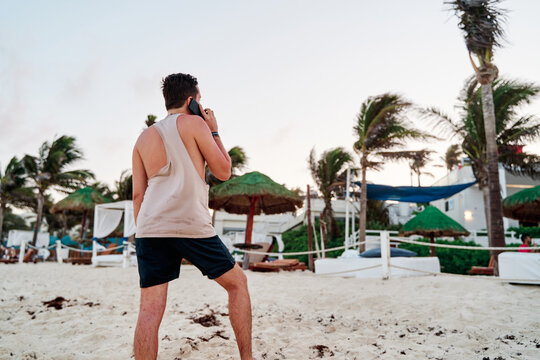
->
<box><xmin>188</xmin><ymin>98</ymin><xmax>205</xmax><ymax>118</ymax></box>
<box><xmin>189</xmin><ymin>98</ymin><xmax>218</xmax><ymax>132</ymax></box>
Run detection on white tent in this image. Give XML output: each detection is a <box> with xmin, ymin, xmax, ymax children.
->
<box><xmin>7</xmin><ymin>230</ymin><xmax>49</xmax><ymax>248</ymax></box>
<box><xmin>93</xmin><ymin>200</ymin><xmax>136</xmax><ymax>239</ymax></box>
<box><xmin>92</xmin><ymin>201</ymin><xmax>136</xmax><ymax>268</ymax></box>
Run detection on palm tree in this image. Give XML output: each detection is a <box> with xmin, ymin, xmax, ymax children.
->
<box><xmin>91</xmin><ymin>181</ymin><xmax>116</xmax><ymax>202</ymax></box>
<box><xmin>206</xmin><ymin>146</ymin><xmax>248</xmax><ymax>186</ymax></box>
<box><xmin>2</xmin><ymin>208</ymin><xmax>31</xmax><ymax>239</ymax></box>
<box><xmin>23</xmin><ymin>135</ymin><xmax>94</xmax><ymax>245</ymax></box>
<box><xmin>309</xmin><ymin>147</ymin><xmax>354</xmax><ymax>238</ymax></box>
<box><xmin>444</xmin><ymin>144</ymin><xmax>462</xmax><ymax>172</ymax></box>
<box><xmin>145</xmin><ymin>114</ymin><xmax>157</xmax><ymax>127</ymax></box>
<box><xmin>432</xmin><ymin>77</ymin><xmax>540</xmax><ymax>247</ymax></box>
<box><xmin>380</xmin><ymin>149</ymin><xmax>435</xmax><ymax>187</ymax></box>
<box><xmin>409</xmin><ymin>150</ymin><xmax>436</xmax><ymax>187</ymax></box>
<box><xmin>115</xmin><ymin>170</ymin><xmax>133</xmax><ymax>200</ymax></box>
<box><xmin>448</xmin><ymin>0</ymin><xmax>508</xmax><ymax>275</ymax></box>
<box><xmin>228</xmin><ymin>146</ymin><xmax>248</xmax><ymax>176</ymax></box>
<box><xmin>353</xmin><ymin>93</ymin><xmax>432</xmax><ymax>251</ymax></box>
<box><xmin>0</xmin><ymin>157</ymin><xmax>30</xmax><ymax>237</ymax></box>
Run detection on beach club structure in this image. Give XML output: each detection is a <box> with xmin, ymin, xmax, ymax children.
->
<box><xmin>3</xmin><ymin>164</ymin><xmax>539</xmax><ymax>284</ymax></box>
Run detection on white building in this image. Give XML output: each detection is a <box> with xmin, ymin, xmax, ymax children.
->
<box><xmin>430</xmin><ymin>164</ymin><xmax>539</xmax><ymax>231</ymax></box>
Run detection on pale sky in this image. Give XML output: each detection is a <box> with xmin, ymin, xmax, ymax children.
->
<box><xmin>1</xmin><ymin>0</ymin><xmax>539</xmax><ymax>196</ymax></box>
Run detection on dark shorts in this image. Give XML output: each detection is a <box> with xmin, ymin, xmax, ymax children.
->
<box><xmin>135</xmin><ymin>235</ymin><xmax>236</xmax><ymax>288</ymax></box>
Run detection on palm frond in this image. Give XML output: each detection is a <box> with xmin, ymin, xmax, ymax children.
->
<box><xmin>446</xmin><ymin>0</ymin><xmax>507</xmax><ymax>61</ymax></box>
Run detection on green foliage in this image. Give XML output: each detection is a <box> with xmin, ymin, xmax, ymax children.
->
<box><xmin>275</xmin><ymin>219</ymin><xmax>394</xmax><ymax>264</ymax></box>
<box><xmin>398</xmin><ymin>238</ymin><xmax>500</xmax><ymax>275</ymax></box>
<box><xmin>276</xmin><ymin>219</ymin><xmax>345</xmax><ymax>265</ymax></box>
<box><xmin>278</xmin><ymin>222</ymin><xmax>522</xmax><ymax>275</ymax></box>
<box><xmin>507</xmin><ymin>226</ymin><xmax>540</xmax><ymax>239</ymax></box>
<box><xmin>308</xmin><ymin>147</ymin><xmax>354</xmax><ymax>237</ymax></box>
<box><xmin>1</xmin><ymin>208</ymin><xmax>30</xmax><ymax>239</ymax></box>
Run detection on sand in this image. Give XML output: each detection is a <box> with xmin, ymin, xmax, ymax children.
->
<box><xmin>0</xmin><ymin>263</ymin><xmax>539</xmax><ymax>360</ymax></box>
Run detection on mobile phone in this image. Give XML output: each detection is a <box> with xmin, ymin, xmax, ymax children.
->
<box><xmin>188</xmin><ymin>98</ymin><xmax>205</xmax><ymax>119</ymax></box>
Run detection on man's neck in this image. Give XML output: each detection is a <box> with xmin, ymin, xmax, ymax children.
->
<box><xmin>167</xmin><ymin>106</ymin><xmax>189</xmax><ymax>116</ymax></box>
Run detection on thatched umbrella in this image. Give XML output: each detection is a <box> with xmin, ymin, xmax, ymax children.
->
<box><xmin>502</xmin><ymin>185</ymin><xmax>540</xmax><ymax>223</ymax></box>
<box><xmin>210</xmin><ymin>172</ymin><xmax>302</xmax><ymax>268</ymax></box>
<box><xmin>400</xmin><ymin>205</ymin><xmax>470</xmax><ymax>257</ymax></box>
<box><xmin>52</xmin><ymin>186</ymin><xmax>110</xmax><ymax>240</ymax></box>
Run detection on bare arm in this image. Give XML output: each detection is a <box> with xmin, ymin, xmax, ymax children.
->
<box><xmin>132</xmin><ymin>146</ymin><xmax>148</xmax><ymax>224</ymax></box>
<box><xmin>196</xmin><ymin>106</ymin><xmax>231</xmax><ymax>180</ymax></box>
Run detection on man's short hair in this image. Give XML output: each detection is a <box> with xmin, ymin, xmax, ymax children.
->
<box><xmin>161</xmin><ymin>73</ymin><xmax>198</xmax><ymax>110</ymax></box>
<box><xmin>521</xmin><ymin>233</ymin><xmax>530</xmax><ymax>242</ymax></box>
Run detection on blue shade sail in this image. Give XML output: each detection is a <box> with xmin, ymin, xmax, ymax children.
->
<box><xmin>353</xmin><ymin>181</ymin><xmax>476</xmax><ymax>203</ymax></box>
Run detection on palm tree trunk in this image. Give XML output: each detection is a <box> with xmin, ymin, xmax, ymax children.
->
<box><xmin>481</xmin><ymin>83</ymin><xmax>506</xmax><ymax>276</ymax></box>
<box><xmin>417</xmin><ymin>172</ymin><xmax>421</xmax><ymax>187</ymax></box>
<box><xmin>31</xmin><ymin>192</ymin><xmax>45</xmax><ymax>246</ymax></box>
<box><xmin>358</xmin><ymin>161</ymin><xmax>367</xmax><ymax>253</ymax></box>
<box><xmin>323</xmin><ymin>197</ymin><xmax>334</xmax><ymax>237</ymax></box>
<box><xmin>0</xmin><ymin>202</ymin><xmax>5</xmax><ymax>239</ymax></box>
<box><xmin>481</xmin><ymin>186</ymin><xmax>491</xmax><ymax>242</ymax></box>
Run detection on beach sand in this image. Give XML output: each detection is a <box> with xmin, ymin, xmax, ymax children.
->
<box><xmin>0</xmin><ymin>263</ymin><xmax>539</xmax><ymax>359</ymax></box>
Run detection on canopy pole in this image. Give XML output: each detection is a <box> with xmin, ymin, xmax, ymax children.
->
<box><xmin>381</xmin><ymin>231</ymin><xmax>390</xmax><ymax>280</ymax></box>
<box><xmin>245</xmin><ymin>197</ymin><xmax>258</xmax><ymax>244</ymax></box>
<box><xmin>345</xmin><ymin>168</ymin><xmax>351</xmax><ymax>250</ymax></box>
<box><xmin>307</xmin><ymin>185</ymin><xmax>314</xmax><ymax>271</ymax></box>
<box><xmin>80</xmin><ymin>209</ymin><xmax>87</xmax><ymax>241</ymax></box>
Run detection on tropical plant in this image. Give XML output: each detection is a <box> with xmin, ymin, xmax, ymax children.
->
<box><xmin>0</xmin><ymin>157</ymin><xmax>32</xmax><ymax>238</ymax></box>
<box><xmin>430</xmin><ymin>77</ymin><xmax>540</xmax><ymax>250</ymax></box>
<box><xmin>444</xmin><ymin>144</ymin><xmax>462</xmax><ymax>172</ymax></box>
<box><xmin>379</xmin><ymin>149</ymin><xmax>435</xmax><ymax>187</ymax></box>
<box><xmin>145</xmin><ymin>114</ymin><xmax>157</xmax><ymax>127</ymax></box>
<box><xmin>91</xmin><ymin>181</ymin><xmax>116</xmax><ymax>201</ymax></box>
<box><xmin>115</xmin><ymin>170</ymin><xmax>133</xmax><ymax>200</ymax></box>
<box><xmin>42</xmin><ymin>195</ymin><xmax>80</xmax><ymax>237</ymax></box>
<box><xmin>1</xmin><ymin>207</ymin><xmax>30</xmax><ymax>239</ymax></box>
<box><xmin>22</xmin><ymin>135</ymin><xmax>94</xmax><ymax>245</ymax></box>
<box><xmin>308</xmin><ymin>147</ymin><xmax>354</xmax><ymax>238</ymax></box>
<box><xmin>447</xmin><ymin>0</ymin><xmax>508</xmax><ymax>274</ymax></box>
<box><xmin>353</xmin><ymin>93</ymin><xmax>432</xmax><ymax>250</ymax></box>
<box><xmin>206</xmin><ymin>146</ymin><xmax>248</xmax><ymax>187</ymax></box>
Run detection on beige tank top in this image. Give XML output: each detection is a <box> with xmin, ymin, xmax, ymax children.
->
<box><xmin>135</xmin><ymin>114</ymin><xmax>216</xmax><ymax>238</ymax></box>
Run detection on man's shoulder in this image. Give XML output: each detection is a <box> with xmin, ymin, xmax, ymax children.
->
<box><xmin>178</xmin><ymin>114</ymin><xmax>209</xmax><ymax>134</ymax></box>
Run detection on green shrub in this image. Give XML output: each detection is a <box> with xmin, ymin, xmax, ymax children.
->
<box><xmin>507</xmin><ymin>226</ymin><xmax>540</xmax><ymax>239</ymax></box>
<box><xmin>396</xmin><ymin>238</ymin><xmax>526</xmax><ymax>275</ymax></box>
<box><xmin>274</xmin><ymin>220</ymin><xmax>522</xmax><ymax>275</ymax></box>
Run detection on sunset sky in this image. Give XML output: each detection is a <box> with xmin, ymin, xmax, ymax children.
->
<box><xmin>2</xmin><ymin>0</ymin><xmax>539</xmax><ymax>196</ymax></box>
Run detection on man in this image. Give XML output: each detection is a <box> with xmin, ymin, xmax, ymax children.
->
<box><xmin>132</xmin><ymin>73</ymin><xmax>256</xmax><ymax>360</ymax></box>
<box><xmin>518</xmin><ymin>233</ymin><xmax>538</xmax><ymax>253</ymax></box>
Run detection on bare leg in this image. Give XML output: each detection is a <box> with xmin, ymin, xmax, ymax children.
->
<box><xmin>214</xmin><ymin>264</ymin><xmax>254</xmax><ymax>360</ymax></box>
<box><xmin>134</xmin><ymin>283</ymin><xmax>168</xmax><ymax>360</ymax></box>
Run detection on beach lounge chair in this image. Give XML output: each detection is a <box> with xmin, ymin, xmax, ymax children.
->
<box><xmin>0</xmin><ymin>246</ymin><xmax>18</xmax><ymax>263</ymax></box>
<box><xmin>249</xmin><ymin>258</ymin><xmax>308</xmax><ymax>272</ymax></box>
<box><xmin>247</xmin><ymin>242</ymin><xmax>308</xmax><ymax>272</ymax></box>
<box><xmin>65</xmin><ymin>244</ymin><xmax>111</xmax><ymax>265</ymax></box>
<box><xmin>469</xmin><ymin>256</ymin><xmax>494</xmax><ymax>276</ymax></box>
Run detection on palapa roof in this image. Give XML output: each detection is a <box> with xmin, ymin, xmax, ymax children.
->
<box><xmin>52</xmin><ymin>186</ymin><xmax>110</xmax><ymax>213</ymax></box>
<box><xmin>400</xmin><ymin>205</ymin><xmax>470</xmax><ymax>237</ymax></box>
<box><xmin>502</xmin><ymin>185</ymin><xmax>540</xmax><ymax>222</ymax></box>
<box><xmin>209</xmin><ymin>171</ymin><xmax>303</xmax><ymax>215</ymax></box>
